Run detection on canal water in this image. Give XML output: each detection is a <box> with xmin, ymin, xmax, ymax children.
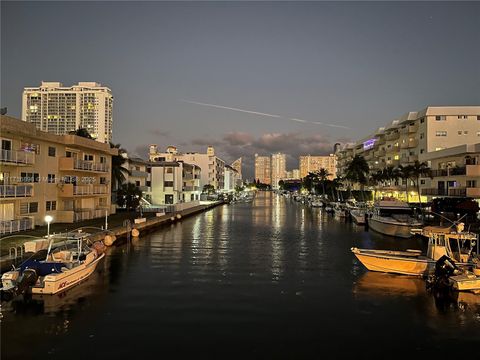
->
<box><xmin>2</xmin><ymin>192</ymin><xmax>480</xmax><ymax>358</ymax></box>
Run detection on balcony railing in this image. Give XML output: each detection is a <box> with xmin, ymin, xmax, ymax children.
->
<box><xmin>430</xmin><ymin>167</ymin><xmax>467</xmax><ymax>177</ymax></box>
<box><xmin>73</xmin><ymin>185</ymin><xmax>108</xmax><ymax>195</ymax></box>
<box><xmin>421</xmin><ymin>187</ymin><xmax>467</xmax><ymax>196</ymax></box>
<box><xmin>59</xmin><ymin>157</ymin><xmax>109</xmax><ymax>172</ymax></box>
<box><xmin>0</xmin><ymin>217</ymin><xmax>34</xmax><ymax>235</ymax></box>
<box><xmin>0</xmin><ymin>184</ymin><xmax>33</xmax><ymax>198</ymax></box>
<box><xmin>0</xmin><ymin>149</ymin><xmax>35</xmax><ymax>165</ymax></box>
<box><xmin>385</xmin><ymin>132</ymin><xmax>400</xmax><ymax>141</ymax></box>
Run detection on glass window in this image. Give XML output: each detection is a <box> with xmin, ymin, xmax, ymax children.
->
<box><xmin>48</xmin><ymin>146</ymin><xmax>56</xmax><ymax>157</ymax></box>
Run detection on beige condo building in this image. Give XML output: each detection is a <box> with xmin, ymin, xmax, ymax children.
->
<box><xmin>1</xmin><ymin>115</ymin><xmax>116</xmax><ymax>234</ymax></box>
<box><xmin>254</xmin><ymin>154</ymin><xmax>271</xmax><ymax>185</ymax></box>
<box><xmin>271</xmin><ymin>153</ymin><xmax>286</xmax><ymax>189</ymax></box>
<box><xmin>299</xmin><ymin>155</ymin><xmax>337</xmax><ymax>180</ymax></box>
<box><xmin>336</xmin><ymin>106</ymin><xmax>480</xmax><ymax>201</ymax></box>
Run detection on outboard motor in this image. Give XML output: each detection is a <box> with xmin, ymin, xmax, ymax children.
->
<box><xmin>15</xmin><ymin>269</ymin><xmax>38</xmax><ymax>295</ymax></box>
<box><xmin>427</xmin><ymin>255</ymin><xmax>461</xmax><ymax>292</ymax></box>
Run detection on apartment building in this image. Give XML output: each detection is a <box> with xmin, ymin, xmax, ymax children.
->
<box><xmin>0</xmin><ymin>115</ymin><xmax>116</xmax><ymax>234</ymax></box>
<box><xmin>420</xmin><ymin>143</ymin><xmax>480</xmax><ymax>200</ymax></box>
<box><xmin>22</xmin><ymin>82</ymin><xmax>113</xmax><ymax>143</ymax></box>
<box><xmin>335</xmin><ymin>106</ymin><xmax>480</xmax><ymax>200</ymax></box>
<box><xmin>149</xmin><ymin>145</ymin><xmax>225</xmax><ymax>190</ymax></box>
<box><xmin>254</xmin><ymin>154</ymin><xmax>271</xmax><ymax>185</ymax></box>
<box><xmin>231</xmin><ymin>158</ymin><xmax>242</xmax><ymax>179</ymax></box>
<box><xmin>224</xmin><ymin>165</ymin><xmax>242</xmax><ymax>192</ymax></box>
<box><xmin>285</xmin><ymin>169</ymin><xmax>300</xmax><ymax>180</ymax></box>
<box><xmin>271</xmin><ymin>153</ymin><xmax>286</xmax><ymax>189</ymax></box>
<box><xmin>299</xmin><ymin>155</ymin><xmax>337</xmax><ymax>179</ymax></box>
<box><xmin>124</xmin><ymin>156</ymin><xmax>149</xmax><ymax>193</ymax></box>
<box><xmin>149</xmin><ymin>161</ymin><xmax>201</xmax><ymax>205</ymax></box>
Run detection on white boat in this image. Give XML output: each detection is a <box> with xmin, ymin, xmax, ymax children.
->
<box><xmin>1</xmin><ymin>233</ymin><xmax>105</xmax><ymax>295</ymax></box>
<box><xmin>367</xmin><ymin>200</ymin><xmax>422</xmax><ymax>238</ymax></box>
<box><xmin>352</xmin><ymin>223</ymin><xmax>479</xmax><ymax>277</ymax></box>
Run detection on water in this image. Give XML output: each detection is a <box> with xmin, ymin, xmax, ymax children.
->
<box><xmin>2</xmin><ymin>192</ymin><xmax>480</xmax><ymax>358</ymax></box>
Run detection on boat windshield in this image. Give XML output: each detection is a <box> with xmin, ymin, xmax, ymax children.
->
<box><xmin>379</xmin><ymin>208</ymin><xmax>415</xmax><ymax>217</ymax></box>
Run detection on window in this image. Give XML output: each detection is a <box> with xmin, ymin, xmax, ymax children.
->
<box><xmin>100</xmin><ymin>156</ymin><xmax>106</xmax><ymax>163</ymax></box>
<box><xmin>420</xmin><ymin>149</ymin><xmax>425</xmax><ymax>154</ymax></box>
<box><xmin>477</xmin><ymin>131</ymin><xmax>480</xmax><ymax>137</ymax></box>
<box><xmin>20</xmin><ymin>202</ymin><xmax>38</xmax><ymax>214</ymax></box>
<box><xmin>420</xmin><ymin>118</ymin><xmax>425</xmax><ymax>123</ymax></box>
<box><xmin>100</xmin><ymin>177</ymin><xmax>106</xmax><ymax>184</ymax></box>
<box><xmin>48</xmin><ymin>146</ymin><xmax>56</xmax><ymax>157</ymax></box>
<box><xmin>458</xmin><ymin>131</ymin><xmax>462</xmax><ymax>135</ymax></box>
<box><xmin>84</xmin><ymin>154</ymin><xmax>94</xmax><ymax>161</ymax></box>
<box><xmin>47</xmin><ymin>174</ymin><xmax>56</xmax><ymax>183</ymax></box>
<box><xmin>21</xmin><ymin>142</ymin><xmax>40</xmax><ymax>154</ymax></box>
<box><xmin>146</xmin><ymin>181</ymin><xmax>151</xmax><ymax>187</ymax></box>
<box><xmin>477</xmin><ymin>116</ymin><xmax>480</xmax><ymax>121</ymax></box>
<box><xmin>166</xmin><ymin>167</ymin><xmax>173</xmax><ymax>173</ymax></box>
<box><xmin>467</xmin><ymin>180</ymin><xmax>477</xmax><ymax>188</ymax></box>
<box><xmin>164</xmin><ymin>181</ymin><xmax>174</xmax><ymax>187</ymax></box>
<box><xmin>464</xmin><ymin>130</ymin><xmax>468</xmax><ymax>135</ymax></box>
<box><xmin>46</xmin><ymin>201</ymin><xmax>57</xmax><ymax>211</ymax></box>
<box><xmin>457</xmin><ymin>115</ymin><xmax>468</xmax><ymax>119</ymax></box>
<box><xmin>135</xmin><ymin>181</ymin><xmax>140</xmax><ymax>186</ymax></box>
<box><xmin>435</xmin><ymin>147</ymin><xmax>444</xmax><ymax>151</ymax></box>
<box><xmin>420</xmin><ymin>180</ymin><xmax>426</xmax><ymax>185</ymax></box>
<box><xmin>435</xmin><ymin>131</ymin><xmax>447</xmax><ymax>137</ymax></box>
<box><xmin>20</xmin><ymin>172</ymin><xmax>39</xmax><ymax>183</ymax></box>
<box><xmin>435</xmin><ymin>115</ymin><xmax>446</xmax><ymax>121</ymax></box>
<box><xmin>420</xmin><ymin>133</ymin><xmax>424</xmax><ymax>139</ymax></box>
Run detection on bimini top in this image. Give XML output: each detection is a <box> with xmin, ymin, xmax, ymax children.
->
<box><xmin>375</xmin><ymin>200</ymin><xmax>411</xmax><ymax>209</ymax></box>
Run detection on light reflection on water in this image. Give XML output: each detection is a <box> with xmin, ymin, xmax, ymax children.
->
<box><xmin>2</xmin><ymin>191</ymin><xmax>480</xmax><ymax>358</ymax></box>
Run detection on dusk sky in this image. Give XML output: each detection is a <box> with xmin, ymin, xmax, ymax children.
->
<box><xmin>2</xmin><ymin>1</ymin><xmax>479</xmax><ymax>178</ymax></box>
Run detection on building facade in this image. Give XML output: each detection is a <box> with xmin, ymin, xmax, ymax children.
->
<box><xmin>254</xmin><ymin>154</ymin><xmax>271</xmax><ymax>185</ymax></box>
<box><xmin>149</xmin><ymin>161</ymin><xmax>201</xmax><ymax>205</ymax></box>
<box><xmin>1</xmin><ymin>115</ymin><xmax>116</xmax><ymax>234</ymax></box>
<box><xmin>149</xmin><ymin>145</ymin><xmax>225</xmax><ymax>190</ymax></box>
<box><xmin>231</xmin><ymin>158</ymin><xmax>242</xmax><ymax>179</ymax></box>
<box><xmin>335</xmin><ymin>106</ymin><xmax>480</xmax><ymax>201</ymax></box>
<box><xmin>299</xmin><ymin>155</ymin><xmax>337</xmax><ymax>180</ymax></box>
<box><xmin>22</xmin><ymin>82</ymin><xmax>113</xmax><ymax>143</ymax></box>
<box><xmin>271</xmin><ymin>153</ymin><xmax>286</xmax><ymax>189</ymax></box>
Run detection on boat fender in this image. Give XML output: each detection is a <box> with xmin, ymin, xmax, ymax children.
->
<box><xmin>176</xmin><ymin>214</ymin><xmax>182</xmax><ymax>220</ymax></box>
<box><xmin>131</xmin><ymin>228</ymin><xmax>140</xmax><ymax>237</ymax></box>
<box><xmin>170</xmin><ymin>216</ymin><xmax>175</xmax><ymax>221</ymax></box>
<box><xmin>104</xmin><ymin>235</ymin><xmax>116</xmax><ymax>246</ymax></box>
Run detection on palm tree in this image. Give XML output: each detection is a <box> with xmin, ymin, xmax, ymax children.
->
<box><xmin>381</xmin><ymin>166</ymin><xmax>397</xmax><ymax>188</ymax></box>
<box><xmin>409</xmin><ymin>161</ymin><xmax>431</xmax><ymax>220</ymax></box>
<box><xmin>110</xmin><ymin>143</ymin><xmax>131</xmax><ymax>191</ymax></box>
<box><xmin>369</xmin><ymin>170</ymin><xmax>384</xmax><ymax>201</ymax></box>
<box><xmin>302</xmin><ymin>172</ymin><xmax>319</xmax><ymax>194</ymax></box>
<box><xmin>395</xmin><ymin>164</ymin><xmax>413</xmax><ymax>202</ymax></box>
<box><xmin>317</xmin><ymin>168</ymin><xmax>331</xmax><ymax>198</ymax></box>
<box><xmin>116</xmin><ymin>183</ymin><xmax>142</xmax><ymax>211</ymax></box>
<box><xmin>345</xmin><ymin>155</ymin><xmax>369</xmax><ymax>201</ymax></box>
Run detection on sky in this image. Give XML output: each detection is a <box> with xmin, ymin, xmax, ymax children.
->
<box><xmin>2</xmin><ymin>1</ymin><xmax>479</xmax><ymax>179</ymax></box>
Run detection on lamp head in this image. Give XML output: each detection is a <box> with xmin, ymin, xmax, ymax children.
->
<box><xmin>44</xmin><ymin>215</ymin><xmax>53</xmax><ymax>223</ymax></box>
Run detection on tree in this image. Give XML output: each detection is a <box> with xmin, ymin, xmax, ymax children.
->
<box><xmin>317</xmin><ymin>168</ymin><xmax>331</xmax><ymax>197</ymax></box>
<box><xmin>395</xmin><ymin>164</ymin><xmax>413</xmax><ymax>202</ymax></box>
<box><xmin>302</xmin><ymin>172</ymin><xmax>318</xmax><ymax>194</ymax></box>
<box><xmin>369</xmin><ymin>170</ymin><xmax>384</xmax><ymax>201</ymax></box>
<box><xmin>116</xmin><ymin>183</ymin><xmax>142</xmax><ymax>211</ymax></box>
<box><xmin>409</xmin><ymin>161</ymin><xmax>431</xmax><ymax>220</ymax></box>
<box><xmin>110</xmin><ymin>143</ymin><xmax>131</xmax><ymax>191</ymax></box>
<box><xmin>69</xmin><ymin>128</ymin><xmax>93</xmax><ymax>139</ymax></box>
<box><xmin>202</xmin><ymin>184</ymin><xmax>215</xmax><ymax>194</ymax></box>
<box><xmin>278</xmin><ymin>180</ymin><xmax>285</xmax><ymax>190</ymax></box>
<box><xmin>345</xmin><ymin>155</ymin><xmax>369</xmax><ymax>200</ymax></box>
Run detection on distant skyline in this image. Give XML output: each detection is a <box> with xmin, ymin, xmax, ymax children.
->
<box><xmin>2</xmin><ymin>1</ymin><xmax>479</xmax><ymax>178</ymax></box>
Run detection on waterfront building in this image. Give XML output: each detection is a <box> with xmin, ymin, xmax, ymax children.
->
<box><xmin>335</xmin><ymin>106</ymin><xmax>480</xmax><ymax>201</ymax></box>
<box><xmin>223</xmin><ymin>165</ymin><xmax>241</xmax><ymax>192</ymax></box>
<box><xmin>299</xmin><ymin>155</ymin><xmax>337</xmax><ymax>180</ymax></box>
<box><xmin>0</xmin><ymin>115</ymin><xmax>116</xmax><ymax>234</ymax></box>
<box><xmin>231</xmin><ymin>157</ymin><xmax>242</xmax><ymax>179</ymax></box>
<box><xmin>149</xmin><ymin>145</ymin><xmax>225</xmax><ymax>190</ymax></box>
<box><xmin>420</xmin><ymin>143</ymin><xmax>480</xmax><ymax>201</ymax></box>
<box><xmin>123</xmin><ymin>156</ymin><xmax>150</xmax><ymax>197</ymax></box>
<box><xmin>149</xmin><ymin>161</ymin><xmax>201</xmax><ymax>205</ymax></box>
<box><xmin>254</xmin><ymin>154</ymin><xmax>271</xmax><ymax>185</ymax></box>
<box><xmin>22</xmin><ymin>82</ymin><xmax>113</xmax><ymax>143</ymax></box>
<box><xmin>271</xmin><ymin>153</ymin><xmax>286</xmax><ymax>189</ymax></box>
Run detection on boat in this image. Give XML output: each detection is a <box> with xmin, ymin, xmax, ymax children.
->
<box><xmin>367</xmin><ymin>200</ymin><xmax>422</xmax><ymax>238</ymax></box>
<box><xmin>351</xmin><ymin>223</ymin><xmax>479</xmax><ymax>277</ymax></box>
<box><xmin>350</xmin><ymin>208</ymin><xmax>367</xmax><ymax>225</ymax></box>
<box><xmin>333</xmin><ymin>203</ymin><xmax>347</xmax><ymax>218</ymax></box>
<box><xmin>1</xmin><ymin>232</ymin><xmax>105</xmax><ymax>295</ymax></box>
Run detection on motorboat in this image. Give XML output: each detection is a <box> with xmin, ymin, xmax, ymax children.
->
<box><xmin>350</xmin><ymin>208</ymin><xmax>367</xmax><ymax>225</ymax></box>
<box><xmin>351</xmin><ymin>223</ymin><xmax>479</xmax><ymax>277</ymax></box>
<box><xmin>333</xmin><ymin>203</ymin><xmax>347</xmax><ymax>218</ymax></box>
<box><xmin>1</xmin><ymin>232</ymin><xmax>105</xmax><ymax>295</ymax></box>
<box><xmin>367</xmin><ymin>200</ymin><xmax>422</xmax><ymax>238</ymax></box>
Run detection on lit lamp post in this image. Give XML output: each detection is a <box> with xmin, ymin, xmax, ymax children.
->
<box><xmin>44</xmin><ymin>215</ymin><xmax>53</xmax><ymax>260</ymax></box>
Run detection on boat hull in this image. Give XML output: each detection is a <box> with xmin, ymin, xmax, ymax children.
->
<box><xmin>351</xmin><ymin>211</ymin><xmax>366</xmax><ymax>225</ymax></box>
<box><xmin>352</xmin><ymin>248</ymin><xmax>433</xmax><ymax>276</ymax></box>
<box><xmin>449</xmin><ymin>274</ymin><xmax>480</xmax><ymax>293</ymax></box>
<box><xmin>32</xmin><ymin>253</ymin><xmax>105</xmax><ymax>295</ymax></box>
<box><xmin>368</xmin><ymin>218</ymin><xmax>417</xmax><ymax>238</ymax></box>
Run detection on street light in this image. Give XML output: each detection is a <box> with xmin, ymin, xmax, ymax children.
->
<box><xmin>44</xmin><ymin>215</ymin><xmax>53</xmax><ymax>260</ymax></box>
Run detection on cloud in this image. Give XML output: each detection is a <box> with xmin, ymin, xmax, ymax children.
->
<box><xmin>223</xmin><ymin>132</ymin><xmax>254</xmax><ymax>146</ymax></box>
<box><xmin>150</xmin><ymin>129</ymin><xmax>170</xmax><ymax>137</ymax></box>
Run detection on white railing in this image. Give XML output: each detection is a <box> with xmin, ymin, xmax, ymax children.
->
<box><xmin>73</xmin><ymin>208</ymin><xmax>108</xmax><ymax>222</ymax></box>
<box><xmin>0</xmin><ymin>218</ymin><xmax>34</xmax><ymax>235</ymax></box>
<box><xmin>73</xmin><ymin>185</ymin><xmax>108</xmax><ymax>195</ymax></box>
<box><xmin>73</xmin><ymin>159</ymin><xmax>109</xmax><ymax>172</ymax></box>
<box><xmin>0</xmin><ymin>185</ymin><xmax>33</xmax><ymax>198</ymax></box>
<box><xmin>0</xmin><ymin>149</ymin><xmax>34</xmax><ymax>165</ymax></box>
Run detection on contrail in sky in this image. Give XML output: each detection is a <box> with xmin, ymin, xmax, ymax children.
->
<box><xmin>180</xmin><ymin>99</ymin><xmax>281</xmax><ymax>118</ymax></box>
<box><xmin>181</xmin><ymin>99</ymin><xmax>351</xmax><ymax>130</ymax></box>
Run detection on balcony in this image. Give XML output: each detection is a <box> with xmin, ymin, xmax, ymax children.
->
<box><xmin>0</xmin><ymin>184</ymin><xmax>33</xmax><ymax>198</ymax></box>
<box><xmin>466</xmin><ymin>164</ymin><xmax>480</xmax><ymax>176</ymax></box>
<box><xmin>421</xmin><ymin>187</ymin><xmax>471</xmax><ymax>197</ymax></box>
<box><xmin>385</xmin><ymin>132</ymin><xmax>400</xmax><ymax>141</ymax></box>
<box><xmin>57</xmin><ymin>208</ymin><xmax>109</xmax><ymax>223</ymax></box>
<box><xmin>400</xmin><ymin>139</ymin><xmax>418</xmax><ymax>149</ymax></box>
<box><xmin>408</xmin><ymin>155</ymin><xmax>418</xmax><ymax>163</ymax></box>
<box><xmin>58</xmin><ymin>184</ymin><xmax>108</xmax><ymax>197</ymax></box>
<box><xmin>467</xmin><ymin>187</ymin><xmax>480</xmax><ymax>197</ymax></box>
<box><xmin>408</xmin><ymin>123</ymin><xmax>419</xmax><ymax>133</ymax></box>
<box><xmin>0</xmin><ymin>217</ymin><xmax>34</xmax><ymax>235</ymax></box>
<box><xmin>0</xmin><ymin>149</ymin><xmax>35</xmax><ymax>166</ymax></box>
<box><xmin>430</xmin><ymin>167</ymin><xmax>466</xmax><ymax>177</ymax></box>
<box><xmin>59</xmin><ymin>157</ymin><xmax>109</xmax><ymax>173</ymax></box>
<box><xmin>375</xmin><ymin>149</ymin><xmax>386</xmax><ymax>157</ymax></box>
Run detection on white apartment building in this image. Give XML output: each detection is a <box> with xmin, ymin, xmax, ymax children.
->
<box><xmin>299</xmin><ymin>155</ymin><xmax>337</xmax><ymax>179</ymax></box>
<box><xmin>149</xmin><ymin>161</ymin><xmax>201</xmax><ymax>205</ymax></box>
<box><xmin>271</xmin><ymin>153</ymin><xmax>286</xmax><ymax>189</ymax></box>
<box><xmin>22</xmin><ymin>82</ymin><xmax>113</xmax><ymax>143</ymax></box>
<box><xmin>285</xmin><ymin>169</ymin><xmax>300</xmax><ymax>180</ymax></box>
<box><xmin>223</xmin><ymin>165</ymin><xmax>241</xmax><ymax>192</ymax></box>
<box><xmin>149</xmin><ymin>145</ymin><xmax>225</xmax><ymax>190</ymax></box>
<box><xmin>1</xmin><ymin>115</ymin><xmax>116</xmax><ymax>234</ymax></box>
<box><xmin>336</xmin><ymin>106</ymin><xmax>480</xmax><ymax>200</ymax></box>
